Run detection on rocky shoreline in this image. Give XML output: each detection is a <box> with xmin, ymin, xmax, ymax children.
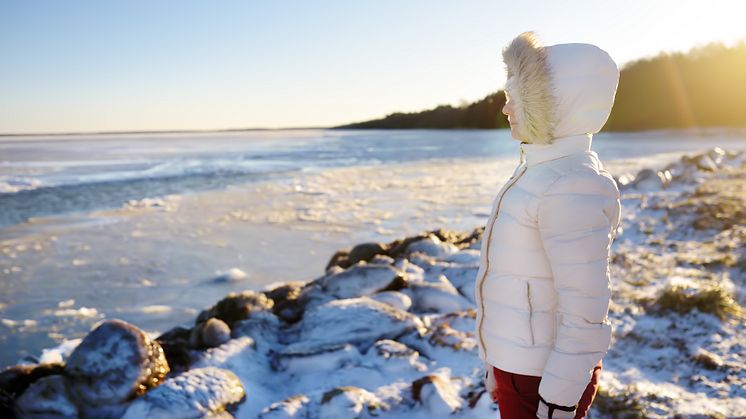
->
<box><xmin>2</xmin><ymin>147</ymin><xmax>745</xmax><ymax>418</ymax></box>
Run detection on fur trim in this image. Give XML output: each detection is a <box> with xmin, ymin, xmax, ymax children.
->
<box><xmin>502</xmin><ymin>32</ymin><xmax>555</xmax><ymax>144</ymax></box>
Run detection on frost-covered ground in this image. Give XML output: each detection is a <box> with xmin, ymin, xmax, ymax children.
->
<box><xmin>596</xmin><ymin>149</ymin><xmax>746</xmax><ymax>418</ymax></box>
<box><xmin>2</xmin><ymin>147</ymin><xmax>745</xmax><ymax>418</ymax></box>
<box><xmin>3</xmin><ymin>131</ymin><xmax>745</xmax><ymax>370</ymax></box>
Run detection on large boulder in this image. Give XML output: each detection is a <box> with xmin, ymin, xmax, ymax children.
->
<box><xmin>289</xmin><ymin>297</ymin><xmax>426</xmax><ymax>353</ymax></box>
<box><xmin>65</xmin><ymin>319</ymin><xmax>170</xmax><ymax>409</ymax></box>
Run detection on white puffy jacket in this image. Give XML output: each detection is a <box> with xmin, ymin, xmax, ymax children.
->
<box><xmin>474</xmin><ymin>32</ymin><xmax>622</xmax><ymax>407</ymax></box>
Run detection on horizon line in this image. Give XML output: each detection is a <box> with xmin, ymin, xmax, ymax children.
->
<box><xmin>0</xmin><ymin>126</ymin><xmax>337</xmax><ymax>138</ymax></box>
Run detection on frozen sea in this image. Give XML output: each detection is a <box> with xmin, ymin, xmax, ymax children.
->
<box><xmin>1</xmin><ymin>128</ymin><xmax>745</xmax><ymax>369</ymax></box>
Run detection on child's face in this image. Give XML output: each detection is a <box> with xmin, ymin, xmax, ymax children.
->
<box><xmin>502</xmin><ymin>95</ymin><xmax>522</xmax><ymax>141</ymax></box>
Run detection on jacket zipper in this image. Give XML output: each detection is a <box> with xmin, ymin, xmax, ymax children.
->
<box><xmin>477</xmin><ymin>163</ymin><xmax>528</xmax><ymax>354</ymax></box>
<box><xmin>527</xmin><ymin>282</ymin><xmax>535</xmax><ymax>345</ymax></box>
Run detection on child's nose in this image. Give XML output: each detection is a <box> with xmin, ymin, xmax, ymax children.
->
<box><xmin>502</xmin><ymin>102</ymin><xmax>512</xmax><ymax>117</ymax></box>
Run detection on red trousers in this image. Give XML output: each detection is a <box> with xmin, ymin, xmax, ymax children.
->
<box><xmin>489</xmin><ymin>361</ymin><xmax>602</xmax><ymax>419</ymax></box>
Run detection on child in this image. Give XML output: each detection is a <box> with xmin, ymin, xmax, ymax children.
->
<box><xmin>474</xmin><ymin>31</ymin><xmax>621</xmax><ymax>419</ymax></box>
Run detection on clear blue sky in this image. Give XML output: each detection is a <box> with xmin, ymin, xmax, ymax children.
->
<box><xmin>1</xmin><ymin>0</ymin><xmax>743</xmax><ymax>134</ymax></box>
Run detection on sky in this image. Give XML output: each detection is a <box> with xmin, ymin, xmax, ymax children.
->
<box><xmin>0</xmin><ymin>1</ymin><xmax>744</xmax><ymax>134</ymax></box>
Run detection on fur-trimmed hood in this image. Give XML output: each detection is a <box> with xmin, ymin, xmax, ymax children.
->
<box><xmin>502</xmin><ymin>32</ymin><xmax>620</xmax><ymax>144</ymax></box>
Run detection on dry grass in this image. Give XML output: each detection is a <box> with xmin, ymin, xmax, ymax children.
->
<box><xmin>593</xmin><ymin>386</ymin><xmax>646</xmax><ymax>419</ymax></box>
<box><xmin>654</xmin><ymin>284</ymin><xmax>742</xmax><ymax>320</ymax></box>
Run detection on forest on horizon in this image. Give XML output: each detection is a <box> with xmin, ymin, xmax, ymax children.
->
<box><xmin>334</xmin><ymin>41</ymin><xmax>746</xmax><ymax>132</ymax></box>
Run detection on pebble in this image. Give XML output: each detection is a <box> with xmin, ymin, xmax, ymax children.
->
<box><xmin>191</xmin><ymin>317</ymin><xmax>231</xmax><ymax>349</ymax></box>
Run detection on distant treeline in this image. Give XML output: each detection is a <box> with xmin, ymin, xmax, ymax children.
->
<box><xmin>334</xmin><ymin>41</ymin><xmax>746</xmax><ymax>131</ymax></box>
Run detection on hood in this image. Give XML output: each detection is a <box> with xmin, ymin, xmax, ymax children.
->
<box><xmin>502</xmin><ymin>32</ymin><xmax>620</xmax><ymax>144</ymax></box>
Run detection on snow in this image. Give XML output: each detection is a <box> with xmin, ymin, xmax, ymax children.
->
<box><xmin>38</xmin><ymin>338</ymin><xmax>82</xmax><ymax>365</ymax></box>
<box><xmin>7</xmin><ymin>146</ymin><xmax>745</xmax><ymax>418</ymax></box>
<box><xmin>213</xmin><ymin>268</ymin><xmax>249</xmax><ymax>283</ymax></box>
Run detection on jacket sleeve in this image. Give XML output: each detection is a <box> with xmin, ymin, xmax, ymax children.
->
<box><xmin>536</xmin><ymin>171</ymin><xmax>621</xmax><ymax>407</ymax></box>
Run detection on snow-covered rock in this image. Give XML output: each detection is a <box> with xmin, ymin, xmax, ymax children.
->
<box><xmin>442</xmin><ymin>249</ymin><xmax>480</xmax><ymax>266</ymax></box>
<box><xmin>722</xmin><ymin>149</ymin><xmax>745</xmax><ymax>168</ymax></box>
<box><xmin>319</xmin><ymin>263</ymin><xmax>404</xmax><ymax>299</ymax></box>
<box><xmin>394</xmin><ymin>257</ymin><xmax>427</xmax><ymax>282</ymax></box>
<box><xmin>422</xmin><ymin>263</ymin><xmax>478</xmax><ymax>289</ymax></box>
<box><xmin>273</xmin><ymin>343</ymin><xmax>362</xmax><ymax>374</ymax></box>
<box><xmin>662</xmin><ymin>160</ymin><xmax>696</xmax><ymax>183</ymax></box>
<box><xmin>258</xmin><ymin>394</ymin><xmax>311</xmax><ymax>418</ymax></box>
<box><xmin>14</xmin><ymin>375</ymin><xmax>78</xmax><ymax>418</ymax></box>
<box><xmin>426</xmin><ymin>311</ymin><xmax>477</xmax><ymax>352</ymax></box>
<box><xmin>196</xmin><ymin>290</ymin><xmax>274</xmax><ymax>327</ymax></box>
<box><xmin>290</xmin><ymin>297</ymin><xmax>426</xmax><ymax>352</ymax></box>
<box><xmin>406</xmin><ymin>235</ymin><xmax>459</xmax><ymax>259</ymax></box>
<box><xmin>65</xmin><ymin>319</ymin><xmax>170</xmax><ymax>408</ymax></box>
<box><xmin>369</xmin><ymin>290</ymin><xmax>413</xmax><ymax>312</ymax></box>
<box><xmin>411</xmin><ymin>372</ymin><xmax>462</xmax><ymax>414</ymax></box>
<box><xmin>631</xmin><ymin>168</ymin><xmax>671</xmax><ymax>190</ymax></box>
<box><xmin>369</xmin><ymin>254</ymin><xmax>396</xmax><ymax>265</ymax></box>
<box><xmin>318</xmin><ymin>386</ymin><xmax>388</xmax><ymax>418</ymax></box>
<box><xmin>405</xmin><ymin>280</ymin><xmax>472</xmax><ymax>314</ymax></box>
<box><xmin>687</xmin><ymin>153</ymin><xmax>719</xmax><ymax>171</ymax></box>
<box><xmin>231</xmin><ymin>310</ymin><xmax>281</xmax><ymax>351</ymax></box>
<box><xmin>122</xmin><ymin>367</ymin><xmax>245</xmax><ymax>418</ymax></box>
<box><xmin>366</xmin><ymin>339</ymin><xmax>427</xmax><ymax>374</ymax></box>
<box><xmin>272</xmin><ymin>283</ymin><xmax>336</xmax><ymax>324</ymax></box>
